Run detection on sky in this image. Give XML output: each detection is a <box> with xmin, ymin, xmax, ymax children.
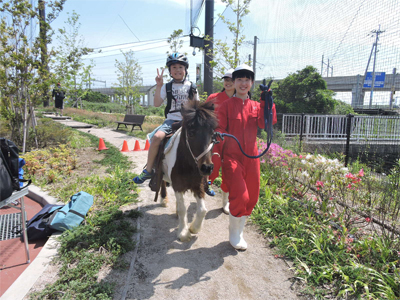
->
<box><xmin>44</xmin><ymin>0</ymin><xmax>400</xmax><ymax>104</ymax></box>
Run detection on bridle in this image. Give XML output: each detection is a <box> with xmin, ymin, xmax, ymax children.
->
<box><xmin>185</xmin><ymin>130</ymin><xmax>215</xmax><ymax>164</ymax></box>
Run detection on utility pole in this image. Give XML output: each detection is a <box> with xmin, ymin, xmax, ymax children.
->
<box><xmin>389</xmin><ymin>68</ymin><xmax>396</xmax><ymax>109</ymax></box>
<box><xmin>38</xmin><ymin>0</ymin><xmax>49</xmax><ymax>107</ymax></box>
<box><xmin>204</xmin><ymin>0</ymin><xmax>214</xmax><ymax>96</ymax></box>
<box><xmin>369</xmin><ymin>25</ymin><xmax>385</xmax><ymax>108</ymax></box>
<box><xmin>252</xmin><ymin>36</ymin><xmax>258</xmax><ymax>91</ymax></box>
<box><xmin>321</xmin><ymin>55</ymin><xmax>333</xmax><ymax>77</ymax></box>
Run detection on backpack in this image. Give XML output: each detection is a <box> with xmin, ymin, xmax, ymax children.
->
<box><xmin>164</xmin><ymin>80</ymin><xmax>197</xmax><ymax>118</ymax></box>
<box><xmin>49</xmin><ymin>191</ymin><xmax>94</xmax><ymax>232</ymax></box>
<box><xmin>0</xmin><ymin>151</ymin><xmax>14</xmax><ymax>200</ymax></box>
<box><xmin>57</xmin><ymin>90</ymin><xmax>65</xmax><ymax>99</ymax></box>
<box><xmin>0</xmin><ymin>138</ymin><xmax>31</xmax><ymax>200</ymax></box>
<box><xmin>26</xmin><ymin>204</ymin><xmax>65</xmax><ymax>240</ymax></box>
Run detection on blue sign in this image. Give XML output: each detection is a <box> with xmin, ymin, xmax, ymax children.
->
<box><xmin>363</xmin><ymin>72</ymin><xmax>386</xmax><ymax>88</ymax></box>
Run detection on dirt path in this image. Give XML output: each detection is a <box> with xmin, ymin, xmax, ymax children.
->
<box><xmin>28</xmin><ymin>127</ymin><xmax>305</xmax><ymax>300</ymax></box>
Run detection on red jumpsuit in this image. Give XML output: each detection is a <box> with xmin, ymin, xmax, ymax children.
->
<box><xmin>217</xmin><ymin>96</ymin><xmax>277</xmax><ymax>217</ymax></box>
<box><xmin>206</xmin><ymin>91</ymin><xmax>230</xmax><ymax>192</ymax></box>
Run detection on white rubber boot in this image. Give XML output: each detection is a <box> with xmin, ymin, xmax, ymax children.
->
<box><xmin>221</xmin><ymin>191</ymin><xmax>229</xmax><ymax>214</ymax></box>
<box><xmin>229</xmin><ymin>214</ymin><xmax>247</xmax><ymax>250</ymax></box>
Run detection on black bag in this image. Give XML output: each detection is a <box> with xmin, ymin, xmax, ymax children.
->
<box><xmin>0</xmin><ymin>150</ymin><xmax>14</xmax><ymax>200</ymax></box>
<box><xmin>0</xmin><ymin>138</ymin><xmax>31</xmax><ymax>200</ymax></box>
<box><xmin>26</xmin><ymin>204</ymin><xmax>65</xmax><ymax>240</ymax></box>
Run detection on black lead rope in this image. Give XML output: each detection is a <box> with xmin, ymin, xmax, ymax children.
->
<box><xmin>214</xmin><ymin>79</ymin><xmax>274</xmax><ymax>159</ymax></box>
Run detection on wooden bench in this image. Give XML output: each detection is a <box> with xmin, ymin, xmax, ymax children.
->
<box><xmin>116</xmin><ymin>114</ymin><xmax>145</xmax><ymax>132</ymax></box>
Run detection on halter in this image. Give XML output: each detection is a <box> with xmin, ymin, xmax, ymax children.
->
<box><xmin>185</xmin><ymin>130</ymin><xmax>214</xmax><ymax>164</ymax></box>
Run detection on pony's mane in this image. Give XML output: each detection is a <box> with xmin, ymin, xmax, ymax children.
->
<box><xmin>182</xmin><ymin>101</ymin><xmax>218</xmax><ymax>130</ymax></box>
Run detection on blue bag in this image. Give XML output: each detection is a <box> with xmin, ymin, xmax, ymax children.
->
<box><xmin>26</xmin><ymin>204</ymin><xmax>65</xmax><ymax>240</ymax></box>
<box><xmin>49</xmin><ymin>191</ymin><xmax>93</xmax><ymax>232</ymax></box>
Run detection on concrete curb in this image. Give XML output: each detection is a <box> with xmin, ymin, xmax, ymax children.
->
<box><xmin>1</xmin><ymin>185</ymin><xmax>62</xmax><ymax>300</ymax></box>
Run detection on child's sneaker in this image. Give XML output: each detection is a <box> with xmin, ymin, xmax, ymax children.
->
<box><xmin>133</xmin><ymin>169</ymin><xmax>152</xmax><ymax>184</ymax></box>
<box><xmin>205</xmin><ymin>180</ymin><xmax>215</xmax><ymax>196</ymax></box>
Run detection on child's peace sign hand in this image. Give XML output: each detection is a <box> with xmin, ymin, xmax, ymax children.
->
<box><xmin>155</xmin><ymin>68</ymin><xmax>164</xmax><ymax>86</ymax></box>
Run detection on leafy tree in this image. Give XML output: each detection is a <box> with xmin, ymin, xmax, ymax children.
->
<box><xmin>206</xmin><ymin>0</ymin><xmax>252</xmax><ymax>76</ymax></box>
<box><xmin>333</xmin><ymin>100</ymin><xmax>354</xmax><ymax>115</ymax></box>
<box><xmin>0</xmin><ymin>0</ymin><xmax>64</xmax><ymax>149</ymax></box>
<box><xmin>274</xmin><ymin>66</ymin><xmax>338</xmax><ymax>114</ymax></box>
<box><xmin>52</xmin><ymin>11</ymin><xmax>94</xmax><ymax>104</ymax></box>
<box><xmin>164</xmin><ymin>29</ymin><xmax>187</xmax><ymax>82</ymax></box>
<box><xmin>81</xmin><ymin>90</ymin><xmax>109</xmax><ymax>103</ymax></box>
<box><xmin>114</xmin><ymin>50</ymin><xmax>143</xmax><ymax>113</ymax></box>
<box><xmin>167</xmin><ymin>29</ymin><xmax>185</xmax><ymax>55</ymax></box>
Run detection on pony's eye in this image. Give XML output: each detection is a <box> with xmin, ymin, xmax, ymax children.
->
<box><xmin>188</xmin><ymin>131</ymin><xmax>195</xmax><ymax>138</ymax></box>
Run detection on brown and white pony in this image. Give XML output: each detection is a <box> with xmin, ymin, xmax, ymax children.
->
<box><xmin>159</xmin><ymin>100</ymin><xmax>217</xmax><ymax>241</ymax></box>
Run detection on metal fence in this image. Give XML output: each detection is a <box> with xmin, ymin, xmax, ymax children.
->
<box><xmin>281</xmin><ymin>114</ymin><xmax>400</xmax><ymax>173</ymax></box>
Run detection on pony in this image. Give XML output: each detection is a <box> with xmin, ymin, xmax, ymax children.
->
<box><xmin>157</xmin><ymin>100</ymin><xmax>218</xmax><ymax>242</ymax></box>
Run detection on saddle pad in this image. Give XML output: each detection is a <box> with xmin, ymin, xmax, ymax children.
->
<box><xmin>146</xmin><ymin>127</ymin><xmax>181</xmax><ymax>155</ymax></box>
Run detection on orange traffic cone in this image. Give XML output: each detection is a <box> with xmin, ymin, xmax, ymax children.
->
<box><xmin>133</xmin><ymin>140</ymin><xmax>141</xmax><ymax>151</ymax></box>
<box><xmin>98</xmin><ymin>138</ymin><xmax>108</xmax><ymax>151</ymax></box>
<box><xmin>120</xmin><ymin>140</ymin><xmax>130</xmax><ymax>152</ymax></box>
<box><xmin>143</xmin><ymin>139</ymin><xmax>150</xmax><ymax>151</ymax></box>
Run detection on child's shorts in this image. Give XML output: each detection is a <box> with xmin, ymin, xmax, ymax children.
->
<box><xmin>156</xmin><ymin>119</ymin><xmax>179</xmax><ymax>136</ymax></box>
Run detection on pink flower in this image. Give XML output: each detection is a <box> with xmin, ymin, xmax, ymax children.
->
<box><xmin>346</xmin><ymin>173</ymin><xmax>355</xmax><ymax>180</ymax></box>
<box><xmin>365</xmin><ymin>217</ymin><xmax>371</xmax><ymax>223</ymax></box>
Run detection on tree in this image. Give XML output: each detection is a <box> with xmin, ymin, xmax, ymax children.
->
<box><xmin>167</xmin><ymin>29</ymin><xmax>185</xmax><ymax>55</ymax></box>
<box><xmin>114</xmin><ymin>50</ymin><xmax>143</xmax><ymax>113</ymax></box>
<box><xmin>274</xmin><ymin>66</ymin><xmax>338</xmax><ymax>114</ymax></box>
<box><xmin>52</xmin><ymin>11</ymin><xmax>94</xmax><ymax>104</ymax></box>
<box><xmin>206</xmin><ymin>0</ymin><xmax>252</xmax><ymax>76</ymax></box>
<box><xmin>164</xmin><ymin>29</ymin><xmax>186</xmax><ymax>81</ymax></box>
<box><xmin>0</xmin><ymin>0</ymin><xmax>64</xmax><ymax>149</ymax></box>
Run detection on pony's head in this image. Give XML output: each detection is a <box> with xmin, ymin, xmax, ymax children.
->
<box><xmin>181</xmin><ymin>100</ymin><xmax>218</xmax><ymax>176</ymax></box>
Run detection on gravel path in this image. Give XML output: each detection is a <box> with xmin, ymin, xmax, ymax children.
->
<box><xmin>79</xmin><ymin>127</ymin><xmax>305</xmax><ymax>300</ymax></box>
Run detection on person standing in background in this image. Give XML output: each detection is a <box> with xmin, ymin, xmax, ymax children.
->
<box><xmin>52</xmin><ymin>83</ymin><xmax>66</xmax><ymax>116</ymax></box>
<box><xmin>205</xmin><ymin>69</ymin><xmax>235</xmax><ymax>213</ymax></box>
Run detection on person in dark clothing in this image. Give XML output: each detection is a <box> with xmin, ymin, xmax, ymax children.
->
<box><xmin>52</xmin><ymin>83</ymin><xmax>66</xmax><ymax>116</ymax></box>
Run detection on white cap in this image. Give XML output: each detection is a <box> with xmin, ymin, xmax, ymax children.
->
<box><xmin>222</xmin><ymin>68</ymin><xmax>234</xmax><ymax>79</ymax></box>
<box><xmin>232</xmin><ymin>64</ymin><xmax>254</xmax><ymax>79</ymax></box>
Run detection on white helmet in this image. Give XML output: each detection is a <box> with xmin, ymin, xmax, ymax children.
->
<box><xmin>222</xmin><ymin>68</ymin><xmax>234</xmax><ymax>79</ymax></box>
<box><xmin>232</xmin><ymin>64</ymin><xmax>254</xmax><ymax>80</ymax></box>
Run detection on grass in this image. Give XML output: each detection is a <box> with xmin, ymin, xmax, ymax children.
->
<box><xmin>251</xmin><ymin>142</ymin><xmax>400</xmax><ymax>299</ymax></box>
<box><xmin>22</xmin><ymin>127</ymin><xmax>142</xmax><ymax>299</ymax></box>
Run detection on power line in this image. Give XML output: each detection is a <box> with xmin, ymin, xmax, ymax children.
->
<box><xmin>91</xmin><ymin>37</ymin><xmax>174</xmax><ymax>50</ymax></box>
<box><xmin>118</xmin><ymin>14</ymin><xmax>140</xmax><ymax>42</ymax></box>
<box><xmin>330</xmin><ymin>0</ymin><xmax>366</xmax><ymax>62</ymax></box>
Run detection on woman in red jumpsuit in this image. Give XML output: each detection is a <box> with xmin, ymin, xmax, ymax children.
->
<box><xmin>205</xmin><ymin>69</ymin><xmax>235</xmax><ymax>213</ymax></box>
<box><xmin>216</xmin><ymin>64</ymin><xmax>277</xmax><ymax>250</ymax></box>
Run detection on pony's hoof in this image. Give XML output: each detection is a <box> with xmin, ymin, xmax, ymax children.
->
<box><xmin>161</xmin><ymin>197</ymin><xmax>168</xmax><ymax>207</ymax></box>
<box><xmin>189</xmin><ymin>224</ymin><xmax>201</xmax><ymax>234</ymax></box>
<box><xmin>178</xmin><ymin>230</ymin><xmax>192</xmax><ymax>242</ymax></box>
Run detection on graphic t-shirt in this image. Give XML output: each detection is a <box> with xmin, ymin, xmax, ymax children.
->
<box><xmin>160</xmin><ymin>80</ymin><xmax>199</xmax><ymax>121</ymax></box>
